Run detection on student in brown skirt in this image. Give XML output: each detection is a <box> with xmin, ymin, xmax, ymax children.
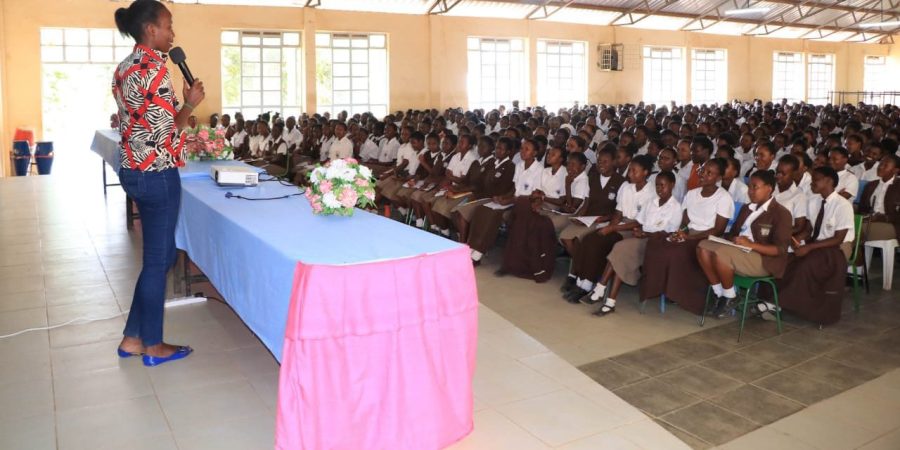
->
<box><xmin>394</xmin><ymin>132</ymin><xmax>440</xmax><ymax>226</ymax></box>
<box><xmin>415</xmin><ymin>134</ymin><xmax>457</xmax><ymax>230</ymax></box>
<box><xmin>696</xmin><ymin>170</ymin><xmax>793</xmax><ymax>318</ymax></box>
<box><xmin>463</xmin><ymin>137</ymin><xmax>518</xmax><ymax>262</ymax></box>
<box><xmin>858</xmin><ymin>154</ymin><xmax>899</xmax><ymax>243</ymax></box>
<box><xmin>586</xmin><ymin>171</ymin><xmax>683</xmax><ymax>316</ymax></box>
<box><xmin>431</xmin><ymin>135</ymin><xmax>494</xmax><ymax>237</ymax></box>
<box><xmin>640</xmin><ymin>158</ymin><xmax>735</xmax><ymax>315</ymax></box>
<box><xmin>564</xmin><ymin>155</ymin><xmax>656</xmax><ymax>303</ymax></box>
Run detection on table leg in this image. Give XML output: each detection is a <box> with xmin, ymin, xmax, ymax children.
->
<box><xmin>102</xmin><ymin>159</ymin><xmax>108</xmax><ymax>196</ymax></box>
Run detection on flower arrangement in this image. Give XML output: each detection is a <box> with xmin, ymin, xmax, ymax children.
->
<box><xmin>306</xmin><ymin>158</ymin><xmax>376</xmax><ymax>216</ymax></box>
<box><xmin>183</xmin><ymin>126</ymin><xmax>233</xmax><ymax>161</ymax></box>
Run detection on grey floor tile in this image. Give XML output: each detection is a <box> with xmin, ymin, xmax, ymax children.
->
<box><xmin>652</xmin><ymin>335</ymin><xmax>731</xmax><ymax>362</ymax></box>
<box><xmin>827</xmin><ymin>344</ymin><xmax>900</xmax><ymax>376</ymax></box>
<box><xmin>777</xmin><ymin>328</ymin><xmax>847</xmax><ymax>354</ymax></box>
<box><xmin>699</xmin><ymin>352</ymin><xmax>782</xmax><ymax>383</ymax></box>
<box><xmin>655</xmin><ymin>419</ymin><xmax>712</xmax><ymax>450</ymax></box>
<box><xmin>577</xmin><ymin>359</ymin><xmax>648</xmax><ymax>390</ymax></box>
<box><xmin>710</xmin><ymin>384</ymin><xmax>804</xmax><ymax>425</ymax></box>
<box><xmin>737</xmin><ymin>341</ymin><xmax>817</xmax><ymax>369</ymax></box>
<box><xmin>613</xmin><ymin>378</ymin><xmax>700</xmax><ymax>417</ymax></box>
<box><xmin>610</xmin><ymin>346</ymin><xmax>691</xmax><ymax>377</ymax></box>
<box><xmin>752</xmin><ymin>369</ymin><xmax>842</xmax><ymax>406</ymax></box>
<box><xmin>657</xmin><ymin>364</ymin><xmax>743</xmax><ymax>399</ymax></box>
<box><xmin>793</xmin><ymin>356</ymin><xmax>879</xmax><ymax>390</ymax></box>
<box><xmin>661</xmin><ymin>401</ymin><xmax>760</xmax><ymax>446</ymax></box>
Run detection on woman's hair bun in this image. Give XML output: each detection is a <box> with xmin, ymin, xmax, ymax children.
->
<box><xmin>114</xmin><ymin>8</ymin><xmax>131</xmax><ymax>35</ymax></box>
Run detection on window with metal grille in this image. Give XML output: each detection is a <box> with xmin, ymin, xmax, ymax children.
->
<box><xmin>537</xmin><ymin>40</ymin><xmax>587</xmax><ymax>111</ymax></box>
<box><xmin>642</xmin><ymin>46</ymin><xmax>685</xmax><ymax>105</ymax></box>
<box><xmin>467</xmin><ymin>37</ymin><xmax>527</xmax><ymax>111</ymax></box>
<box><xmin>691</xmin><ymin>49</ymin><xmax>726</xmax><ymax>105</ymax></box>
<box><xmin>220</xmin><ymin>30</ymin><xmax>304</xmax><ymax>120</ymax></box>
<box><xmin>40</xmin><ymin>28</ymin><xmax>133</xmax><ymax>63</ymax></box>
<box><xmin>315</xmin><ymin>32</ymin><xmax>388</xmax><ymax>118</ymax></box>
<box><xmin>772</xmin><ymin>52</ymin><xmax>804</xmax><ymax>104</ymax></box>
<box><xmin>864</xmin><ymin>56</ymin><xmax>888</xmax><ymax>104</ymax></box>
<box><xmin>807</xmin><ymin>53</ymin><xmax>834</xmax><ymax>105</ymax></box>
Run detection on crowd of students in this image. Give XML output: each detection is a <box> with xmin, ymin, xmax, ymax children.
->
<box><xmin>204</xmin><ymin>100</ymin><xmax>900</xmax><ymax>326</ymax></box>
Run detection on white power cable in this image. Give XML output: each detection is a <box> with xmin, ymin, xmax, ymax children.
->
<box><xmin>0</xmin><ymin>310</ymin><xmax>130</xmax><ymax>340</ymax></box>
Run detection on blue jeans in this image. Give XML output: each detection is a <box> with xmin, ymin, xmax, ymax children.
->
<box><xmin>118</xmin><ymin>168</ymin><xmax>181</xmax><ymax>346</ymax></box>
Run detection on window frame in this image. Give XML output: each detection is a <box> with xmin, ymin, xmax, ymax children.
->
<box><xmin>642</xmin><ymin>46</ymin><xmax>686</xmax><ymax>106</ymax></box>
<box><xmin>314</xmin><ymin>31</ymin><xmax>389</xmax><ymax>118</ymax></box>
<box><xmin>772</xmin><ymin>51</ymin><xmax>805</xmax><ymax>104</ymax></box>
<box><xmin>536</xmin><ymin>39</ymin><xmax>587</xmax><ymax>111</ymax></box>
<box><xmin>39</xmin><ymin>27</ymin><xmax>133</xmax><ymax>64</ymax></box>
<box><xmin>690</xmin><ymin>48</ymin><xmax>727</xmax><ymax>105</ymax></box>
<box><xmin>806</xmin><ymin>53</ymin><xmax>834</xmax><ymax>106</ymax></box>
<box><xmin>466</xmin><ymin>36</ymin><xmax>528</xmax><ymax>111</ymax></box>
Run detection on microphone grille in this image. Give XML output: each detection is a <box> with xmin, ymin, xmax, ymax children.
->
<box><xmin>169</xmin><ymin>46</ymin><xmax>186</xmax><ymax>64</ymax></box>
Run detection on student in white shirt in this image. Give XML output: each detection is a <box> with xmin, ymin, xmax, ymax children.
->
<box><xmin>327</xmin><ymin>122</ymin><xmax>353</xmax><ymax>161</ymax></box>
<box><xmin>230</xmin><ymin>120</ymin><xmax>249</xmax><ymax>158</ymax></box>
<box><xmin>377</xmin><ymin>124</ymin><xmax>401</xmax><ymax>164</ymax></box>
<box><xmin>567</xmin><ymin>155</ymin><xmax>656</xmax><ymax>302</ymax></box>
<box><xmin>284</xmin><ymin>116</ymin><xmax>304</xmax><ymax>152</ymax></box>
<box><xmin>849</xmin><ymin>142</ymin><xmax>885</xmax><ymax>182</ymax></box>
<box><xmin>375</xmin><ymin>125</ymin><xmax>414</xmax><ymax>205</ymax></box>
<box><xmin>777</xmin><ymin>166</ymin><xmax>856</xmax><ymax>324</ymax></box>
<box><xmin>318</xmin><ymin>129</ymin><xmax>335</xmax><ymax>162</ymax></box>
<box><xmin>536</xmin><ymin>147</ymin><xmax>568</xmax><ymax>201</ymax></box>
<box><xmin>427</xmin><ymin>134</ymin><xmax>478</xmax><ymax>236</ymax></box>
<box><xmin>357</xmin><ymin>129</ymin><xmax>380</xmax><ymax>163</ymax></box>
<box><xmin>248</xmin><ymin>120</ymin><xmax>270</xmax><ymax>159</ymax></box>
<box><xmin>721</xmin><ymin>158</ymin><xmax>750</xmax><ymax>204</ymax></box>
<box><xmin>587</xmin><ymin>171</ymin><xmax>683</xmax><ymax>314</ymax></box>
<box><xmin>829</xmin><ymin>147</ymin><xmax>859</xmax><ymax>201</ymax></box>
<box><xmin>859</xmin><ymin>155</ymin><xmax>899</xmax><ymax>243</ymax></box>
<box><xmin>773</xmin><ymin>155</ymin><xmax>809</xmax><ymax>239</ymax></box>
<box><xmin>261</xmin><ymin>122</ymin><xmax>289</xmax><ymax>176</ymax></box>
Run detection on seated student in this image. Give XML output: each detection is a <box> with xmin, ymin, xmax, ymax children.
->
<box><xmin>777</xmin><ymin>166</ymin><xmax>855</xmax><ymax>325</ymax></box>
<box><xmin>284</xmin><ymin>116</ymin><xmax>304</xmax><ymax>153</ymax></box>
<box><xmin>675</xmin><ymin>138</ymin><xmax>694</xmax><ymax>181</ymax></box>
<box><xmin>230</xmin><ymin>119</ymin><xmax>249</xmax><ymax>159</ymax></box>
<box><xmin>355</xmin><ymin>127</ymin><xmax>379</xmax><ymax>163</ymax></box>
<box><xmin>651</xmin><ymin>147</ymin><xmax>687</xmax><ymax>202</ymax></box>
<box><xmin>558</xmin><ymin>147</ymin><xmax>625</xmax><ymax>258</ymax></box>
<box><xmin>366</xmin><ymin>122</ymin><xmax>401</xmax><ymax>176</ymax></box>
<box><xmin>375</xmin><ymin>125</ymin><xmax>414</xmax><ymax>206</ymax></box>
<box><xmin>247</xmin><ymin>120</ymin><xmax>271</xmax><ymax>162</ymax></box>
<box><xmin>587</xmin><ymin>171</ymin><xmax>683</xmax><ymax>316</ymax></box>
<box><xmin>722</xmin><ymin>157</ymin><xmax>750</xmax><ymax>204</ymax></box>
<box><xmin>429</xmin><ymin>134</ymin><xmax>481</xmax><ymax>237</ymax></box>
<box><xmin>686</xmin><ymin>137</ymin><xmax>714</xmax><ymax>191</ymax></box>
<box><xmin>415</xmin><ymin>134</ymin><xmax>456</xmax><ymax>229</ymax></box>
<box><xmin>746</xmin><ymin>141</ymin><xmax>776</xmax><ymax>178</ymax></box>
<box><xmin>774</xmin><ymin>155</ymin><xmax>809</xmax><ymax>239</ymax></box>
<box><xmin>859</xmin><ymin>154</ymin><xmax>900</xmax><ymax>243</ymax></box>
<box><xmin>850</xmin><ymin>142</ymin><xmax>885</xmax><ymax>182</ymax></box>
<box><xmin>458</xmin><ymin>137</ymin><xmax>516</xmax><ymax>257</ymax></box>
<box><xmin>792</xmin><ymin>152</ymin><xmax>814</xmax><ymax>196</ymax></box>
<box><xmin>641</xmin><ymin>159</ymin><xmax>734</xmax><ymax>315</ymax></box>
<box><xmin>542</xmin><ymin>151</ymin><xmax>591</xmax><ymax>233</ymax></box>
<box><xmin>565</xmin><ymin>155</ymin><xmax>656</xmax><ymax>302</ymax></box>
<box><xmin>614</xmin><ymin>142</ymin><xmax>636</xmax><ymax>177</ymax></box>
<box><xmin>500</xmin><ymin>152</ymin><xmax>589</xmax><ymax>283</ymax></box>
<box><xmin>261</xmin><ymin>121</ymin><xmax>289</xmax><ymax>176</ymax></box>
<box><xmin>326</xmin><ymin>121</ymin><xmax>354</xmax><ymax>162</ymax></box>
<box><xmin>696</xmin><ymin>170</ymin><xmax>793</xmax><ymax>318</ymax></box>
<box><xmin>390</xmin><ymin>132</ymin><xmax>429</xmax><ymax>214</ymax></box>
<box><xmin>829</xmin><ymin>146</ymin><xmax>859</xmax><ymax>201</ymax></box>
<box><xmin>397</xmin><ymin>133</ymin><xmax>442</xmax><ymax>227</ymax></box>
<box><xmin>318</xmin><ymin>122</ymin><xmax>336</xmax><ymax>163</ymax></box>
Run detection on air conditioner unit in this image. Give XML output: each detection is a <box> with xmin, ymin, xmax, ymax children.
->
<box><xmin>598</xmin><ymin>43</ymin><xmax>624</xmax><ymax>71</ymax></box>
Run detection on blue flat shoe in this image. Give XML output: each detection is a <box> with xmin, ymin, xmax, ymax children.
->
<box><xmin>142</xmin><ymin>346</ymin><xmax>193</xmax><ymax>367</ymax></box>
<box><xmin>117</xmin><ymin>347</ymin><xmax>143</xmax><ymax>358</ymax></box>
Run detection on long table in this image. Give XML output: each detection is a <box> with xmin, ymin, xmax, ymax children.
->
<box><xmin>90</xmin><ymin>129</ymin><xmax>123</xmax><ymax>195</ymax></box>
<box><xmin>174</xmin><ymin>161</ymin><xmax>478</xmax><ymax>450</ymax></box>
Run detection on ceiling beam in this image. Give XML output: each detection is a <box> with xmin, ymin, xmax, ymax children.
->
<box><xmin>800</xmin><ymin>0</ymin><xmax>889</xmax><ymax>39</ymax></box>
<box><xmin>428</xmin><ymin>0</ymin><xmax>463</xmax><ymax>15</ymax></box>
<box><xmin>761</xmin><ymin>0</ymin><xmax>898</xmax><ymax>15</ymax></box>
<box><xmin>744</xmin><ymin>0</ymin><xmax>845</xmax><ymax>36</ymax></box>
<box><xmin>487</xmin><ymin>0</ymin><xmax>891</xmax><ymax>35</ymax></box>
<box><xmin>527</xmin><ymin>0</ymin><xmax>577</xmax><ymax>20</ymax></box>
<box><xmin>608</xmin><ymin>0</ymin><xmax>681</xmax><ymax>27</ymax></box>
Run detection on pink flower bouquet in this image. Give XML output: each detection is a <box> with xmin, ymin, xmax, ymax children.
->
<box><xmin>306</xmin><ymin>158</ymin><xmax>376</xmax><ymax>216</ymax></box>
<box><xmin>184</xmin><ymin>126</ymin><xmax>233</xmax><ymax>161</ymax></box>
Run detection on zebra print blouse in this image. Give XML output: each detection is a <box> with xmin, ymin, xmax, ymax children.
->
<box><xmin>112</xmin><ymin>45</ymin><xmax>185</xmax><ymax>172</ymax></box>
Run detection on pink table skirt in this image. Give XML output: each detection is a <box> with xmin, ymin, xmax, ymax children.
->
<box><xmin>275</xmin><ymin>246</ymin><xmax>478</xmax><ymax>450</ymax></box>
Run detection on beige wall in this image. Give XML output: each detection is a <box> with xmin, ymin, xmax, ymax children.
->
<box><xmin>0</xmin><ymin>0</ymin><xmax>896</xmax><ymax>175</ymax></box>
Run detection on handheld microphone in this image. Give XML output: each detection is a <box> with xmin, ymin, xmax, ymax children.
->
<box><xmin>169</xmin><ymin>47</ymin><xmax>195</xmax><ymax>86</ymax></box>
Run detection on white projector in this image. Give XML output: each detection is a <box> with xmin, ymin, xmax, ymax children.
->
<box><xmin>211</xmin><ymin>165</ymin><xmax>259</xmax><ymax>187</ymax></box>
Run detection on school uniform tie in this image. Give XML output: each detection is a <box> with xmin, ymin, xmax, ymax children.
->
<box><xmin>811</xmin><ymin>198</ymin><xmax>826</xmax><ymax>242</ymax></box>
<box><xmin>687</xmin><ymin>164</ymin><xmax>701</xmax><ymax>190</ymax></box>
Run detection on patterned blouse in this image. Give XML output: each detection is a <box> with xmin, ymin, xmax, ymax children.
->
<box><xmin>112</xmin><ymin>44</ymin><xmax>185</xmax><ymax>172</ymax></box>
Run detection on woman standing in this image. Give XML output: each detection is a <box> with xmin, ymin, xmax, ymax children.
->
<box><xmin>113</xmin><ymin>0</ymin><xmax>205</xmax><ymax>366</ymax></box>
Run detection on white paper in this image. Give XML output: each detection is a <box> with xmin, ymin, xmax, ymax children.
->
<box><xmin>707</xmin><ymin>235</ymin><xmax>752</xmax><ymax>253</ymax></box>
<box><xmin>573</xmin><ymin>216</ymin><xmax>600</xmax><ymax>227</ymax></box>
<box><xmin>484</xmin><ymin>202</ymin><xmax>513</xmax><ymax>210</ymax></box>
<box><xmin>434</xmin><ymin>189</ymin><xmax>447</xmax><ymax>198</ymax></box>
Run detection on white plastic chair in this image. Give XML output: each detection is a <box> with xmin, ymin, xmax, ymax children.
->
<box><xmin>865</xmin><ymin>239</ymin><xmax>898</xmax><ymax>290</ymax></box>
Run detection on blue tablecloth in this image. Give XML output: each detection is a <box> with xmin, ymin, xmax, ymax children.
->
<box><xmin>90</xmin><ymin>129</ymin><xmax>121</xmax><ymax>169</ymax></box>
<box><xmin>174</xmin><ymin>161</ymin><xmax>462</xmax><ymax>360</ymax></box>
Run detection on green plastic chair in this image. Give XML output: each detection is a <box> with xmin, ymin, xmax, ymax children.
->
<box><xmin>700</xmin><ymin>275</ymin><xmax>783</xmax><ymax>342</ymax></box>
<box><xmin>848</xmin><ymin>214</ymin><xmax>869</xmax><ymax>312</ymax></box>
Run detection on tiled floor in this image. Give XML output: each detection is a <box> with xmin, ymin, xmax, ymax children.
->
<box><xmin>0</xmin><ymin>173</ymin><xmax>689</xmax><ymax>449</ymax></box>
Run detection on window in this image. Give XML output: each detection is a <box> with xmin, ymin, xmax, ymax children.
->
<box><xmin>864</xmin><ymin>56</ymin><xmax>887</xmax><ymax>104</ymax></box>
<box><xmin>315</xmin><ymin>32</ymin><xmax>388</xmax><ymax>117</ymax></box>
<box><xmin>40</xmin><ymin>28</ymin><xmax>133</xmax><ymax>63</ymax></box>
<box><xmin>772</xmin><ymin>52</ymin><xmax>804</xmax><ymax>103</ymax></box>
<box><xmin>642</xmin><ymin>47</ymin><xmax>686</xmax><ymax>105</ymax></box>
<box><xmin>691</xmin><ymin>49</ymin><xmax>727</xmax><ymax>105</ymax></box>
<box><xmin>536</xmin><ymin>40</ymin><xmax>586</xmax><ymax>111</ymax></box>
<box><xmin>467</xmin><ymin>37</ymin><xmax>527</xmax><ymax>111</ymax></box>
<box><xmin>220</xmin><ymin>30</ymin><xmax>303</xmax><ymax>120</ymax></box>
<box><xmin>807</xmin><ymin>54</ymin><xmax>834</xmax><ymax>105</ymax></box>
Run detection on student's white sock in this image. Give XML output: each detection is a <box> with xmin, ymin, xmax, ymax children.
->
<box><xmin>576</xmin><ymin>278</ymin><xmax>592</xmax><ymax>291</ymax></box>
<box><xmin>398</xmin><ymin>207</ymin><xmax>409</xmax><ymax>216</ymax></box>
<box><xmin>440</xmin><ymin>228</ymin><xmax>450</xmax><ymax>237</ymax></box>
<box><xmin>430</xmin><ymin>224</ymin><xmax>440</xmax><ymax>232</ymax></box>
<box><xmin>415</xmin><ymin>218</ymin><xmax>424</xmax><ymax>227</ymax></box>
<box><xmin>712</xmin><ymin>283</ymin><xmax>724</xmax><ymax>297</ymax></box>
<box><xmin>471</xmin><ymin>250</ymin><xmax>483</xmax><ymax>262</ymax></box>
<box><xmin>590</xmin><ymin>283</ymin><xmax>607</xmax><ymax>301</ymax></box>
<box><xmin>722</xmin><ymin>286</ymin><xmax>736</xmax><ymax>299</ymax></box>
<box><xmin>605</xmin><ymin>298</ymin><xmax>617</xmax><ymax>308</ymax></box>
<box><xmin>567</xmin><ymin>273</ymin><xmax>576</xmax><ymax>280</ymax></box>
<box><xmin>583</xmin><ymin>280</ymin><xmax>594</xmax><ymax>291</ymax></box>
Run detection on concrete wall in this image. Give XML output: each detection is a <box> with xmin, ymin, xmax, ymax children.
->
<box><xmin>0</xmin><ymin>0</ymin><xmax>896</xmax><ymax>175</ymax></box>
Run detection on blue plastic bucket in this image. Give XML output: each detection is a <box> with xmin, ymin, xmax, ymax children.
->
<box><xmin>35</xmin><ymin>141</ymin><xmax>54</xmax><ymax>175</ymax></box>
<box><xmin>12</xmin><ymin>140</ymin><xmax>31</xmax><ymax>176</ymax></box>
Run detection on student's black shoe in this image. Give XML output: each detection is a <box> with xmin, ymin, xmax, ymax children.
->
<box><xmin>579</xmin><ymin>292</ymin><xmax>600</xmax><ymax>305</ymax></box>
<box><xmin>709</xmin><ymin>296</ymin><xmax>727</xmax><ymax>317</ymax></box>
<box><xmin>565</xmin><ymin>288</ymin><xmax>588</xmax><ymax>303</ymax></box>
<box><xmin>715</xmin><ymin>297</ymin><xmax>737</xmax><ymax>319</ymax></box>
<box><xmin>560</xmin><ymin>278</ymin><xmax>576</xmax><ymax>293</ymax></box>
<box><xmin>592</xmin><ymin>304</ymin><xmax>615</xmax><ymax>317</ymax></box>
<box><xmin>472</xmin><ymin>259</ymin><xmax>481</xmax><ymax>267</ymax></box>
